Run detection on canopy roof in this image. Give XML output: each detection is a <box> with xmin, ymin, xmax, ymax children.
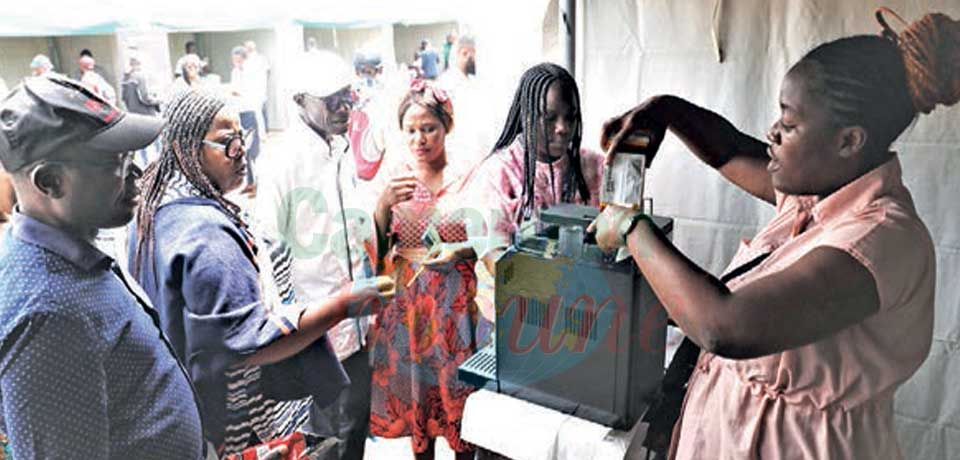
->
<box><xmin>0</xmin><ymin>0</ymin><xmax>468</xmax><ymax>36</ymax></box>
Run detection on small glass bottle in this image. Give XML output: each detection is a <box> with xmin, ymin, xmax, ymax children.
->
<box><xmin>601</xmin><ymin>132</ymin><xmax>654</xmax><ymax>210</ymax></box>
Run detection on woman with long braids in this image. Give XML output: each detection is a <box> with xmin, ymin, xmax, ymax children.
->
<box><xmin>472</xmin><ymin>63</ymin><xmax>605</xmax><ymax>271</ymax></box>
<box><xmin>129</xmin><ymin>89</ymin><xmax>393</xmax><ymax>455</ymax></box>
<box><xmin>591</xmin><ymin>10</ymin><xmax>960</xmax><ymax>459</ymax></box>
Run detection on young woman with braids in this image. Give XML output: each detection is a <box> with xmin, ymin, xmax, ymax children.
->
<box><xmin>590</xmin><ymin>10</ymin><xmax>960</xmax><ymax>459</ymax></box>
<box><xmin>128</xmin><ymin>89</ymin><xmax>393</xmax><ymax>454</ymax></box>
<box><xmin>368</xmin><ymin>80</ymin><xmax>486</xmax><ymax>460</ymax></box>
<box><xmin>472</xmin><ymin>62</ymin><xmax>605</xmax><ymax>274</ymax></box>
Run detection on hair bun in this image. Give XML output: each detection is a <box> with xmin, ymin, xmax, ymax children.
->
<box><xmin>886</xmin><ymin>11</ymin><xmax>960</xmax><ymax>114</ymax></box>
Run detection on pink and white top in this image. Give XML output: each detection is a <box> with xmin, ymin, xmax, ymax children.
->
<box><xmin>471</xmin><ymin>136</ymin><xmax>605</xmax><ymax>253</ymax></box>
<box><xmin>671</xmin><ymin>156</ymin><xmax>936</xmax><ymax>460</ymax></box>
<box><xmin>386</xmin><ymin>162</ymin><xmax>471</xmax><ymax>254</ymax></box>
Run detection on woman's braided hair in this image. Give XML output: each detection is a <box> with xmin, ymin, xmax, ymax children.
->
<box><xmin>133</xmin><ymin>89</ymin><xmax>245</xmax><ymax>277</ymax></box>
<box><xmin>490</xmin><ymin>63</ymin><xmax>589</xmax><ymax>224</ymax></box>
<box><xmin>791</xmin><ymin>9</ymin><xmax>960</xmax><ymax>156</ymax></box>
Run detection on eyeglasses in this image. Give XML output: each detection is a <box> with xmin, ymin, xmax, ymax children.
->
<box><xmin>307</xmin><ymin>91</ymin><xmax>356</xmax><ymax>111</ymax></box>
<box><xmin>202</xmin><ymin>130</ymin><xmax>251</xmax><ymax>159</ymax></box>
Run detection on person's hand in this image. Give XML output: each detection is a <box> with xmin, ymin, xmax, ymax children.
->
<box><xmin>241</xmin><ymin>183</ymin><xmax>257</xmax><ymax>199</ymax></box>
<box><xmin>587</xmin><ymin>205</ymin><xmax>643</xmax><ymax>251</ymax></box>
<box><xmin>260</xmin><ymin>444</ymin><xmax>288</xmax><ymax>460</ymax></box>
<box><xmin>344</xmin><ymin>276</ymin><xmax>396</xmax><ymax>317</ymax></box>
<box><xmin>221</xmin><ymin>443</ymin><xmax>288</xmax><ymax>460</ymax></box>
<box><xmin>600</xmin><ymin>95</ymin><xmax>671</xmax><ymax>166</ymax></box>
<box><xmin>377</xmin><ymin>174</ymin><xmax>418</xmax><ymax>213</ymax></box>
<box><xmin>422</xmin><ymin>245</ymin><xmax>476</xmax><ymax>271</ymax></box>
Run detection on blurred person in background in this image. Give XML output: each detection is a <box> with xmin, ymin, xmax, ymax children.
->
<box><xmin>349</xmin><ymin>50</ymin><xmax>389</xmax><ymax>183</ymax></box>
<box><xmin>306</xmin><ymin>36</ymin><xmax>321</xmax><ymax>55</ymax></box>
<box><xmin>29</xmin><ymin>54</ymin><xmax>55</xmax><ymax>77</ymax></box>
<box><xmin>438</xmin><ymin>35</ymin><xmax>476</xmax><ymax>94</ymax></box>
<box><xmin>78</xmin><ymin>55</ymin><xmax>117</xmax><ymax>105</ymax></box>
<box><xmin>244</xmin><ymin>40</ymin><xmax>270</xmax><ymax>138</ymax></box>
<box><xmin>353</xmin><ymin>49</ymin><xmax>384</xmax><ymax>101</ymax></box>
<box><xmin>174</xmin><ymin>41</ymin><xmax>209</xmax><ymax>79</ymax></box>
<box><xmin>442</xmin><ymin>32</ymin><xmax>457</xmax><ymax>70</ymax></box>
<box><xmin>230</xmin><ymin>46</ymin><xmax>262</xmax><ymax>194</ymax></box>
<box><xmin>417</xmin><ymin>39</ymin><xmax>440</xmax><ymax>80</ymax></box>
<box><xmin>172</xmin><ymin>53</ymin><xmax>207</xmax><ymax>93</ymax></box>
<box><xmin>439</xmin><ymin>35</ymin><xmax>494</xmax><ymax>167</ymax></box>
<box><xmin>72</xmin><ymin>49</ymin><xmax>115</xmax><ymax>88</ymax></box>
<box><xmin>122</xmin><ymin>54</ymin><xmax>162</xmax><ymax>167</ymax></box>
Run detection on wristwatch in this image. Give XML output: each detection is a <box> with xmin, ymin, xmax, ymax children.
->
<box><xmin>619</xmin><ymin>212</ymin><xmax>653</xmax><ymax>242</ymax></box>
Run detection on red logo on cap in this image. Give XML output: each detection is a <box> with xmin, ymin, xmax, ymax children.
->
<box><xmin>84</xmin><ymin>99</ymin><xmax>119</xmax><ymax>123</ymax></box>
<box><xmin>85</xmin><ymin>99</ymin><xmax>103</xmax><ymax>113</ymax></box>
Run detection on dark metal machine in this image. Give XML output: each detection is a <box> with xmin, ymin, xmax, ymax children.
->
<box><xmin>459</xmin><ymin>204</ymin><xmax>672</xmax><ymax>429</ymax></box>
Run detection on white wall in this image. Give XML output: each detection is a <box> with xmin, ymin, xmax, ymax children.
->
<box><xmin>580</xmin><ymin>1</ymin><xmax>960</xmax><ymax>459</ymax></box>
<box><xmin>0</xmin><ymin>37</ymin><xmax>53</xmax><ymax>89</ymax></box>
<box><xmin>392</xmin><ymin>21</ymin><xmax>458</xmax><ymax>67</ymax></box>
<box><xmin>304</xmin><ymin>25</ymin><xmax>390</xmax><ymax>66</ymax></box>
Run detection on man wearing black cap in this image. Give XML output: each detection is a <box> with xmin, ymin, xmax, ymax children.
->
<box><xmin>0</xmin><ymin>75</ymin><xmax>205</xmax><ymax>459</ymax></box>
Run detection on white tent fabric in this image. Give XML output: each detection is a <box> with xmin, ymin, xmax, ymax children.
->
<box><xmin>2</xmin><ymin>1</ymin><xmax>958</xmax><ymax>457</ymax></box>
<box><xmin>578</xmin><ymin>1</ymin><xmax>960</xmax><ymax>459</ymax></box>
<box><xmin>0</xmin><ymin>0</ymin><xmax>492</xmax><ymax>36</ymax></box>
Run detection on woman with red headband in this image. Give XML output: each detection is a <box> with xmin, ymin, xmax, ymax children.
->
<box><xmin>368</xmin><ymin>80</ymin><xmax>485</xmax><ymax>460</ymax></box>
<box><xmin>592</xmin><ymin>10</ymin><xmax>960</xmax><ymax>459</ymax></box>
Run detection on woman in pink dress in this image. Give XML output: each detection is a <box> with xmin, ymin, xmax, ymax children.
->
<box><xmin>368</xmin><ymin>80</ymin><xmax>484</xmax><ymax>460</ymax></box>
<box><xmin>591</xmin><ymin>10</ymin><xmax>959</xmax><ymax>459</ymax></box>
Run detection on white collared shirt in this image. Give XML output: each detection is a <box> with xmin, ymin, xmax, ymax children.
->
<box><xmin>256</xmin><ymin>120</ymin><xmax>377</xmax><ymax>361</ymax></box>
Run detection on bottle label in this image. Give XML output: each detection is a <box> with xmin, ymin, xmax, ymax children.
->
<box><xmin>601</xmin><ymin>153</ymin><xmax>646</xmax><ymax>209</ymax></box>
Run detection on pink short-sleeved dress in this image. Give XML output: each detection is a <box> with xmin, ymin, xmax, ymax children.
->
<box><xmin>671</xmin><ymin>156</ymin><xmax>935</xmax><ymax>459</ymax></box>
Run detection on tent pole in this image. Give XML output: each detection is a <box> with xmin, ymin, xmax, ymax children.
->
<box><xmin>560</xmin><ymin>0</ymin><xmax>575</xmax><ymax>75</ymax></box>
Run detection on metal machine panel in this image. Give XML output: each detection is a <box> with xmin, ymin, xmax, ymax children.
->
<box><xmin>482</xmin><ymin>205</ymin><xmax>672</xmax><ymax>429</ymax></box>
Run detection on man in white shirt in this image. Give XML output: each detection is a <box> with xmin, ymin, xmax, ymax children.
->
<box><xmin>438</xmin><ymin>35</ymin><xmax>476</xmax><ymax>94</ymax></box>
<box><xmin>438</xmin><ymin>35</ymin><xmax>495</xmax><ymax>167</ymax></box>
<box><xmin>256</xmin><ymin>51</ymin><xmax>375</xmax><ymax>460</ymax></box>
<box><xmin>230</xmin><ymin>46</ymin><xmax>262</xmax><ymax>193</ymax></box>
<box><xmin>244</xmin><ymin>40</ymin><xmax>270</xmax><ymax>137</ymax></box>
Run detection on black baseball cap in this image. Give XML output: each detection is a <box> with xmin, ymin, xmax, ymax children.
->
<box><xmin>0</xmin><ymin>74</ymin><xmax>164</xmax><ymax>172</ymax></box>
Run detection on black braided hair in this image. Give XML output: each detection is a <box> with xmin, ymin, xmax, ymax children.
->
<box><xmin>792</xmin><ymin>36</ymin><xmax>916</xmax><ymax>157</ymax></box>
<box><xmin>490</xmin><ymin>63</ymin><xmax>588</xmax><ymax>224</ymax></box>
<box><xmin>133</xmin><ymin>89</ymin><xmax>245</xmax><ymax>277</ymax></box>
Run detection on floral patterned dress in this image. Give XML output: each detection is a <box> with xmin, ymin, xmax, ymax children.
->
<box><xmin>369</xmin><ymin>166</ymin><xmax>488</xmax><ymax>454</ymax></box>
